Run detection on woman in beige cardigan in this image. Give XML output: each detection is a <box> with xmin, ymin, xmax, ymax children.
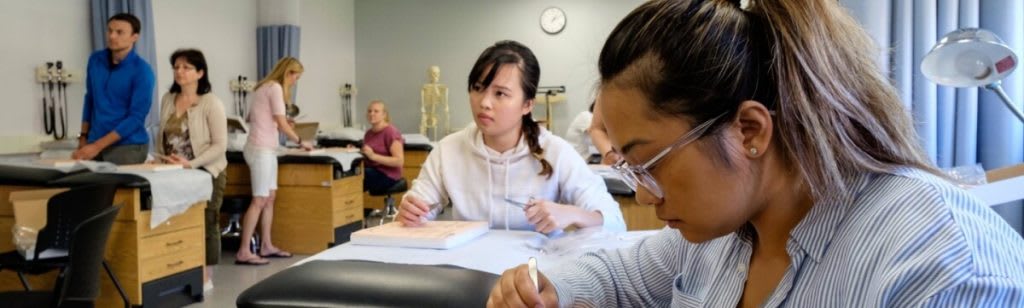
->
<box><xmin>156</xmin><ymin>49</ymin><xmax>228</xmax><ymax>291</ymax></box>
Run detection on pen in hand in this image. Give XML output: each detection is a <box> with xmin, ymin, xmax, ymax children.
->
<box><xmin>419</xmin><ymin>202</ymin><xmax>441</xmax><ymax>223</ymax></box>
<box><xmin>528</xmin><ymin>257</ymin><xmax>539</xmax><ymax>292</ymax></box>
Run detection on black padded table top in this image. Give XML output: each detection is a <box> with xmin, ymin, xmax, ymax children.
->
<box><xmin>237</xmin><ymin>260</ymin><xmax>499</xmax><ymax>308</ymax></box>
<box><xmin>0</xmin><ymin>165</ymin><xmax>68</xmax><ymax>186</ymax></box>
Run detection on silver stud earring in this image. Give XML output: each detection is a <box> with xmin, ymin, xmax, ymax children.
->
<box><xmin>749</xmin><ymin>147</ymin><xmax>758</xmax><ymax>155</ymax></box>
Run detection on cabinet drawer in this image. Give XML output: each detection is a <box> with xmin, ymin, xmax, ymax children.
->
<box><xmin>139</xmin><ymin>227</ymin><xmax>203</xmax><ymax>261</ymax></box>
<box><xmin>337</xmin><ymin>192</ymin><xmax>362</xmax><ymax>212</ymax></box>
<box><xmin>139</xmin><ymin>247</ymin><xmax>204</xmax><ymax>283</ymax></box>
<box><xmin>333</xmin><ymin>205</ymin><xmax>362</xmax><ymax>227</ymax></box>
<box><xmin>139</xmin><ymin>203</ymin><xmax>204</xmax><ymax>237</ymax></box>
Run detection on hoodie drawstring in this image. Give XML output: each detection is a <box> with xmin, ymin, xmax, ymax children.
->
<box><xmin>504</xmin><ymin>158</ymin><xmax>511</xmax><ymax>231</ymax></box>
<box><xmin>485</xmin><ymin>149</ymin><xmax>494</xmax><ymax>229</ymax></box>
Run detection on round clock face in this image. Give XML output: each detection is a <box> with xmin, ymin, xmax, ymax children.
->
<box><xmin>540</xmin><ymin>7</ymin><xmax>566</xmax><ymax>34</ymax></box>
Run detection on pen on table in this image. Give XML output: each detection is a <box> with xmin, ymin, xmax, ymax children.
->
<box><xmin>528</xmin><ymin>257</ymin><xmax>539</xmax><ymax>292</ymax></box>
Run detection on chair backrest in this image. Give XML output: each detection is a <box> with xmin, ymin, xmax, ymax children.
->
<box><xmin>52</xmin><ymin>205</ymin><xmax>121</xmax><ymax>307</ymax></box>
<box><xmin>33</xmin><ymin>184</ymin><xmax>118</xmax><ymax>260</ymax></box>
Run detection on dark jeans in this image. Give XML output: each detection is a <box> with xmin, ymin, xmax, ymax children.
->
<box><xmin>364</xmin><ymin>167</ymin><xmax>400</xmax><ymax>194</ymax></box>
<box><xmin>96</xmin><ymin>144</ymin><xmax>148</xmax><ymax>165</ymax></box>
<box><xmin>205</xmin><ymin>170</ymin><xmax>227</xmax><ymax>265</ymax></box>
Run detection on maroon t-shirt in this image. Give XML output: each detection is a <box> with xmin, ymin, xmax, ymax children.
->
<box><xmin>364</xmin><ymin>125</ymin><xmax>404</xmax><ymax>180</ymax></box>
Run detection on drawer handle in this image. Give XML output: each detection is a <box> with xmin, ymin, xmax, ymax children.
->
<box><xmin>344</xmin><ymin>199</ymin><xmax>354</xmax><ymax>205</ymax></box>
<box><xmin>345</xmin><ymin>214</ymin><xmax>355</xmax><ymax>220</ymax></box>
<box><xmin>166</xmin><ymin>240</ymin><xmax>184</xmax><ymax>247</ymax></box>
<box><xmin>167</xmin><ymin>260</ymin><xmax>184</xmax><ymax>268</ymax></box>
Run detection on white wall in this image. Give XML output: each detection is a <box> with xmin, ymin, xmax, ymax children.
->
<box><xmin>354</xmin><ymin>0</ymin><xmax>643</xmax><ymax>138</ymax></box>
<box><xmin>152</xmin><ymin>0</ymin><xmax>259</xmax><ymax>117</ymax></box>
<box><xmin>0</xmin><ymin>0</ymin><xmax>91</xmax><ymax>137</ymax></box>
<box><xmin>297</xmin><ymin>0</ymin><xmax>356</xmax><ymax>127</ymax></box>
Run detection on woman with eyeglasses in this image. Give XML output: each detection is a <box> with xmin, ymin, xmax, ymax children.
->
<box><xmin>398</xmin><ymin>40</ymin><xmax>626</xmax><ymax>234</ymax></box>
<box><xmin>488</xmin><ymin>0</ymin><xmax>1024</xmax><ymax>307</ymax></box>
<box><xmin>155</xmin><ymin>49</ymin><xmax>227</xmax><ymax>292</ymax></box>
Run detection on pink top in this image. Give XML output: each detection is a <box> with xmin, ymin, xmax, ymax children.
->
<box><xmin>364</xmin><ymin>124</ymin><xmax>404</xmax><ymax>180</ymax></box>
<box><xmin>246</xmin><ymin>82</ymin><xmax>287</xmax><ymax>149</ymax></box>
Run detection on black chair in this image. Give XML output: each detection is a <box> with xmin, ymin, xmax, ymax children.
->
<box><xmin>0</xmin><ymin>204</ymin><xmax>121</xmax><ymax>308</ymax></box>
<box><xmin>0</xmin><ymin>183</ymin><xmax>129</xmax><ymax>308</ymax></box>
<box><xmin>368</xmin><ymin>178</ymin><xmax>408</xmax><ymax>225</ymax></box>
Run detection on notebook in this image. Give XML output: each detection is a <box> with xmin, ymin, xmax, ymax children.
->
<box><xmin>350</xmin><ymin>221</ymin><xmax>489</xmax><ymax>249</ymax></box>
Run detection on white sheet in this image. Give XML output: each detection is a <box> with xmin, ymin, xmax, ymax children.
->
<box><xmin>105</xmin><ymin>168</ymin><xmax>212</xmax><ymax>228</ymax></box>
<box><xmin>0</xmin><ymin>156</ymin><xmax>212</xmax><ymax>228</ymax></box>
<box><xmin>299</xmin><ymin>228</ymin><xmax>659</xmax><ymax>275</ymax></box>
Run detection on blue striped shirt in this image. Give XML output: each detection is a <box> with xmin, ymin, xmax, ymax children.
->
<box><xmin>548</xmin><ymin>168</ymin><xmax>1024</xmax><ymax>307</ymax></box>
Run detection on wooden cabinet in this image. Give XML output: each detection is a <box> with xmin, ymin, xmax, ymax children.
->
<box><xmin>226</xmin><ymin>161</ymin><xmax>365</xmax><ymax>255</ymax></box>
<box><xmin>0</xmin><ymin>185</ymin><xmax>205</xmax><ymax>307</ymax></box>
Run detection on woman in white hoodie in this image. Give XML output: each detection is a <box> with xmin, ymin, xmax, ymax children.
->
<box><xmin>398</xmin><ymin>40</ymin><xmax>625</xmax><ymax>233</ymax></box>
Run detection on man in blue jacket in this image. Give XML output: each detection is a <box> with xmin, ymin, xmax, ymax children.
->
<box><xmin>73</xmin><ymin>13</ymin><xmax>154</xmax><ymax>164</ymax></box>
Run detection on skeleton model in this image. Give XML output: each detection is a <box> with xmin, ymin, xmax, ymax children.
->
<box><xmin>420</xmin><ymin>65</ymin><xmax>449</xmax><ymax>141</ymax></box>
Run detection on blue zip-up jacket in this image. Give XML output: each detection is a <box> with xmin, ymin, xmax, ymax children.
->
<box><xmin>82</xmin><ymin>48</ymin><xmax>154</xmax><ymax>145</ymax></box>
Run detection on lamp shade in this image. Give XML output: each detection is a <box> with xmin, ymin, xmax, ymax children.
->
<box><xmin>922</xmin><ymin>28</ymin><xmax>1017</xmax><ymax>87</ymax></box>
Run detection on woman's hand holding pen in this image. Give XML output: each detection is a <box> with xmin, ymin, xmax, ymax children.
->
<box><xmin>398</xmin><ymin>195</ymin><xmax>431</xmax><ymax>227</ymax></box>
<box><xmin>524</xmin><ymin>199</ymin><xmax>574</xmax><ymax>234</ymax></box>
<box><xmin>488</xmin><ymin>263</ymin><xmax>557</xmax><ymax>308</ymax></box>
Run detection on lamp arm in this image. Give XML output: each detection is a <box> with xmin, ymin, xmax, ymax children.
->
<box><xmin>985</xmin><ymin>82</ymin><xmax>1024</xmax><ymax>123</ymax></box>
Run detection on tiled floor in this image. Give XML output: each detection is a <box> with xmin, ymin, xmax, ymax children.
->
<box><xmin>185</xmin><ymin>207</ymin><xmax>450</xmax><ymax>307</ymax></box>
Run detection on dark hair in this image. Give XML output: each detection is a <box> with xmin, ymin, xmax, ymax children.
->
<box><xmin>589</xmin><ymin>101</ymin><xmax>596</xmax><ymax>113</ymax></box>
<box><xmin>599</xmin><ymin>0</ymin><xmax>936</xmax><ymax>201</ymax></box>
<box><xmin>169</xmin><ymin>49</ymin><xmax>212</xmax><ymax>95</ymax></box>
<box><xmin>467</xmin><ymin>40</ymin><xmax>551</xmax><ymax>178</ymax></box>
<box><xmin>108</xmin><ymin>13</ymin><xmax>141</xmax><ymax>34</ymax></box>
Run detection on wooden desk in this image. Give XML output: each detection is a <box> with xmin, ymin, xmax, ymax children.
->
<box><xmin>364</xmin><ymin>148</ymin><xmax>430</xmax><ymax>210</ymax></box>
<box><xmin>0</xmin><ymin>185</ymin><xmax>205</xmax><ymax>307</ymax></box>
<box><xmin>225</xmin><ymin>158</ymin><xmax>364</xmax><ymax>254</ymax></box>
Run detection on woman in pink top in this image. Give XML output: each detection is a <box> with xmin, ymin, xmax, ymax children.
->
<box><xmin>237</xmin><ymin>57</ymin><xmax>312</xmax><ymax>265</ymax></box>
<box><xmin>361</xmin><ymin>100</ymin><xmax>405</xmax><ymax>193</ymax></box>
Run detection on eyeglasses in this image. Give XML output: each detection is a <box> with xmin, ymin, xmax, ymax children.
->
<box><xmin>611</xmin><ymin>113</ymin><xmax>726</xmax><ymax>199</ymax></box>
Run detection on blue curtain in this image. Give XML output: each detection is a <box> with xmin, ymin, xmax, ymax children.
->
<box><xmin>841</xmin><ymin>0</ymin><xmax>1024</xmax><ymax>232</ymax></box>
<box><xmin>257</xmin><ymin>25</ymin><xmax>300</xmax><ymax>145</ymax></box>
<box><xmin>257</xmin><ymin>25</ymin><xmax>301</xmax><ymax>80</ymax></box>
<box><xmin>89</xmin><ymin>0</ymin><xmax>159</xmax><ymax>150</ymax></box>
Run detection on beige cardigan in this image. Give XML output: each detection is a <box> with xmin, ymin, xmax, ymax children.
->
<box><xmin>156</xmin><ymin>92</ymin><xmax>228</xmax><ymax>176</ymax></box>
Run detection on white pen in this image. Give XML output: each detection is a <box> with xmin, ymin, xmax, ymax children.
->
<box><xmin>504</xmin><ymin>197</ymin><xmax>532</xmax><ymax>209</ymax></box>
<box><xmin>419</xmin><ymin>202</ymin><xmax>441</xmax><ymax>222</ymax></box>
<box><xmin>528</xmin><ymin>257</ymin><xmax>539</xmax><ymax>292</ymax></box>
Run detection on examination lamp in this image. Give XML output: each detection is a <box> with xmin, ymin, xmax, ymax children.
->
<box><xmin>922</xmin><ymin>28</ymin><xmax>1023</xmax><ymax>122</ymax></box>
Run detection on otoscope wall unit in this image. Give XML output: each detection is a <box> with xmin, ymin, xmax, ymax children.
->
<box><xmin>34</xmin><ymin>61</ymin><xmax>82</xmax><ymax>140</ymax></box>
<box><xmin>229</xmin><ymin>75</ymin><xmax>256</xmax><ymax>117</ymax></box>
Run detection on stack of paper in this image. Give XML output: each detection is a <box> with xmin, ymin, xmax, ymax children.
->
<box><xmin>36</xmin><ymin>159</ymin><xmax>77</xmax><ymax>168</ymax></box>
<box><xmin>350</xmin><ymin>221</ymin><xmax>489</xmax><ymax>249</ymax></box>
<box><xmin>117</xmin><ymin>164</ymin><xmax>184</xmax><ymax>172</ymax></box>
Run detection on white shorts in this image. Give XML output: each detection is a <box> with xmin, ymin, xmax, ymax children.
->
<box><xmin>243</xmin><ymin>147</ymin><xmax>278</xmax><ymax>197</ymax></box>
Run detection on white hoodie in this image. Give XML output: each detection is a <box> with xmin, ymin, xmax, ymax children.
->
<box><xmin>405</xmin><ymin>124</ymin><xmax>626</xmax><ymax>233</ymax></box>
